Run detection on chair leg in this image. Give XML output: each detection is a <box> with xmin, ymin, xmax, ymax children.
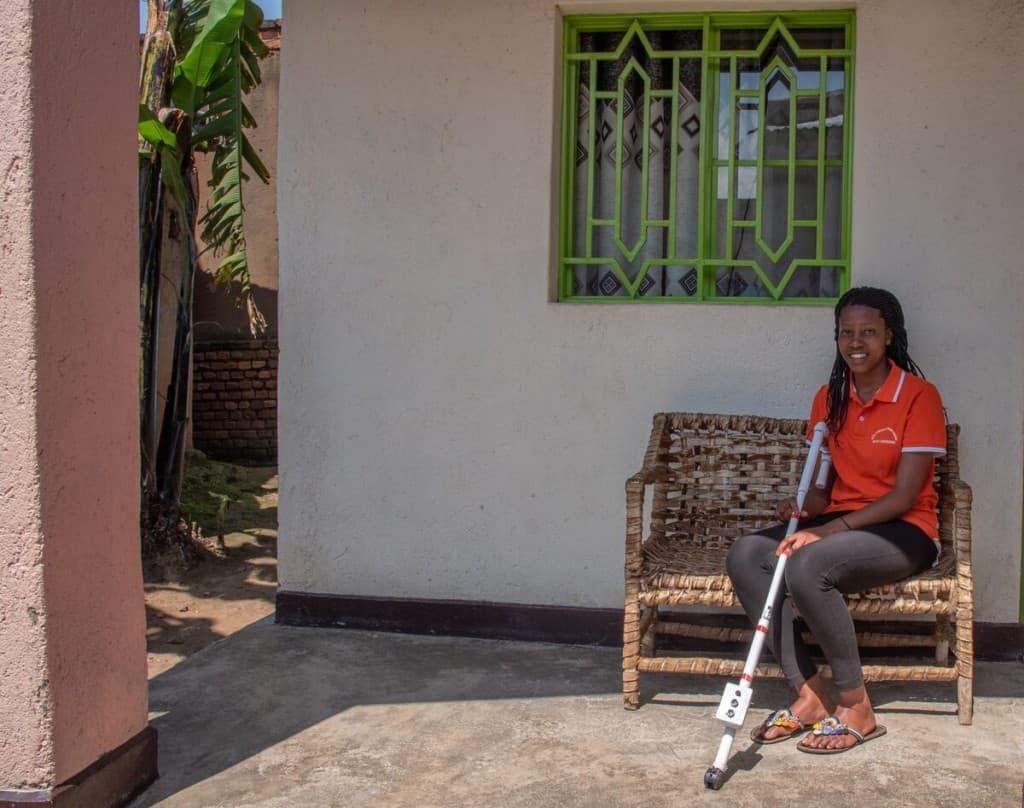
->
<box><xmin>640</xmin><ymin>606</ymin><xmax>658</xmax><ymax>658</ymax></box>
<box><xmin>623</xmin><ymin>597</ymin><xmax>641</xmax><ymax>710</ymax></box>
<box><xmin>955</xmin><ymin>612</ymin><xmax>974</xmax><ymax>725</ymax></box>
<box><xmin>623</xmin><ymin>669</ymin><xmax>640</xmax><ymax>710</ymax></box>
<box><xmin>957</xmin><ymin>673</ymin><xmax>973</xmax><ymax>725</ymax></box>
<box><xmin>935</xmin><ymin>614</ymin><xmax>951</xmax><ymax>664</ymax></box>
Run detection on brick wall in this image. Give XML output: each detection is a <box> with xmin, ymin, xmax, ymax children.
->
<box><xmin>192</xmin><ymin>340</ymin><xmax>278</xmax><ymax>464</ymax></box>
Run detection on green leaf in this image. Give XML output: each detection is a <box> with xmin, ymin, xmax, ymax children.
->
<box><xmin>176</xmin><ymin>0</ymin><xmax>271</xmax><ymax>337</ymax></box>
<box><xmin>242</xmin><ymin>0</ymin><xmax>264</xmax><ymax>30</ymax></box>
<box><xmin>241</xmin><ymin>135</ymin><xmax>269</xmax><ymax>183</ymax></box>
<box><xmin>193</xmin><ymin>115</ymin><xmax>236</xmax><ymax>144</ymax></box>
<box><xmin>173</xmin><ymin>0</ymin><xmax>246</xmax><ymax>116</ymax></box>
<box><xmin>240</xmin><ymin>100</ymin><xmax>256</xmax><ymax>129</ymax></box>
<box><xmin>159</xmin><ymin>145</ymin><xmax>189</xmax><ymax>212</ymax></box>
<box><xmin>138</xmin><ymin>104</ymin><xmax>178</xmax><ymax>149</ymax></box>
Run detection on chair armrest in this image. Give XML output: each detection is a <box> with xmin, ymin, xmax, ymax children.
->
<box><xmin>625</xmin><ymin>414</ymin><xmax>672</xmax><ymax>550</ymax></box>
<box><xmin>625</xmin><ymin>465</ymin><xmax>671</xmax><ymax>569</ymax></box>
<box><xmin>951</xmin><ymin>478</ymin><xmax>973</xmax><ymax>568</ymax></box>
<box><xmin>953</xmin><ymin>479</ymin><xmax>972</xmax><ymax>507</ymax></box>
<box><xmin>625</xmin><ymin>473</ymin><xmax>648</xmax><ymax>569</ymax></box>
<box><xmin>631</xmin><ymin>413</ymin><xmax>671</xmax><ymax>481</ymax></box>
<box><xmin>626</xmin><ymin>467</ymin><xmax>669</xmax><ymax>491</ymax></box>
<box><xmin>948</xmin><ymin>479</ymin><xmax>974</xmax><ymax>625</ymax></box>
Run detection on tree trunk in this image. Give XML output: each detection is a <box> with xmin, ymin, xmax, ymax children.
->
<box><xmin>139</xmin><ymin>0</ymin><xmax>202</xmax><ymax>567</ymax></box>
<box><xmin>139</xmin><ymin>0</ymin><xmax>174</xmax><ymax>492</ymax></box>
<box><xmin>155</xmin><ymin>113</ymin><xmax>198</xmax><ymax>504</ymax></box>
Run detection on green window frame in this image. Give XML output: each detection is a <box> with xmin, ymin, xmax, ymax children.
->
<box><xmin>558</xmin><ymin>11</ymin><xmax>855</xmax><ymax>303</ymax></box>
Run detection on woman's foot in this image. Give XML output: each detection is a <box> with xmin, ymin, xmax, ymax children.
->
<box><xmin>750</xmin><ymin>708</ymin><xmax>806</xmax><ymax>743</ymax></box>
<box><xmin>753</xmin><ymin>675</ymin><xmax>834</xmax><ymax>742</ymax></box>
<box><xmin>798</xmin><ymin>688</ymin><xmax>877</xmax><ymax>752</ymax></box>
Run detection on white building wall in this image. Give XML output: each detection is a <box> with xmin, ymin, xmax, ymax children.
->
<box><xmin>278</xmin><ymin>0</ymin><xmax>1024</xmax><ymax>621</ymax></box>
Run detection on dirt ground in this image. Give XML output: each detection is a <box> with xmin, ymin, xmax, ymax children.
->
<box><xmin>144</xmin><ymin>462</ymin><xmax>279</xmax><ymax>678</ymax></box>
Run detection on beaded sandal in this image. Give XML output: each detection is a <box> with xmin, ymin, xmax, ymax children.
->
<box><xmin>749</xmin><ymin>708</ymin><xmax>806</xmax><ymax>744</ymax></box>
<box><xmin>797</xmin><ymin>715</ymin><xmax>887</xmax><ymax>754</ymax></box>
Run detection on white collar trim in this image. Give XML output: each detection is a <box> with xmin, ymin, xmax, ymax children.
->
<box><xmin>892</xmin><ymin>370</ymin><xmax>907</xmax><ymax>402</ymax></box>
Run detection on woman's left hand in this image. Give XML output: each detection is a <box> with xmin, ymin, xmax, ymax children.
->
<box><xmin>775</xmin><ymin>528</ymin><xmax>827</xmax><ymax>557</ymax></box>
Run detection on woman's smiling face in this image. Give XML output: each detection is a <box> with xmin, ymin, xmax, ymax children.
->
<box><xmin>836</xmin><ymin>304</ymin><xmax>892</xmax><ymax>379</ymax></box>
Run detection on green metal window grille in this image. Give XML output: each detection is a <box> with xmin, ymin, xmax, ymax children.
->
<box><xmin>558</xmin><ymin>11</ymin><xmax>855</xmax><ymax>302</ymax></box>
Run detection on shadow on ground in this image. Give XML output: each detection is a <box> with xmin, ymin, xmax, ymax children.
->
<box><xmin>133</xmin><ymin>618</ymin><xmax>1023</xmax><ymax>806</ymax></box>
<box><xmin>144</xmin><ymin>462</ymin><xmax>279</xmax><ymax>675</ymax></box>
<box><xmin>144</xmin><ymin>532</ymin><xmax>278</xmax><ymax>673</ymax></box>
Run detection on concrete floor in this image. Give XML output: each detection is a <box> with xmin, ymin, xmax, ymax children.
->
<box><xmin>132</xmin><ymin>618</ymin><xmax>1024</xmax><ymax>808</ymax></box>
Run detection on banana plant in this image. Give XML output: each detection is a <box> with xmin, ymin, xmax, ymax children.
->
<box><xmin>138</xmin><ymin>0</ymin><xmax>269</xmax><ymax>541</ymax></box>
<box><xmin>175</xmin><ymin>0</ymin><xmax>270</xmax><ymax>330</ymax></box>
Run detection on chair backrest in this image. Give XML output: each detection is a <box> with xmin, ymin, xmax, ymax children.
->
<box><xmin>649</xmin><ymin>413</ymin><xmax>959</xmax><ymax>565</ymax></box>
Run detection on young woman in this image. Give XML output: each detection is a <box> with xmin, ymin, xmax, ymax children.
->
<box><xmin>726</xmin><ymin>287</ymin><xmax>946</xmax><ymax>754</ymax></box>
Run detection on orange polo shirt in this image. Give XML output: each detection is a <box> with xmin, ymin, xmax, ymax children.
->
<box><xmin>806</xmin><ymin>361</ymin><xmax>946</xmax><ymax>538</ymax></box>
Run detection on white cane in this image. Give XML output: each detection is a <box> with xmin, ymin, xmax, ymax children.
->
<box><xmin>703</xmin><ymin>422</ymin><xmax>830</xmax><ymax>790</ymax></box>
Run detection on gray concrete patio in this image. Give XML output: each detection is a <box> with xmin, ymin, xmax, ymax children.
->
<box><xmin>132</xmin><ymin>618</ymin><xmax>1024</xmax><ymax>807</ymax></box>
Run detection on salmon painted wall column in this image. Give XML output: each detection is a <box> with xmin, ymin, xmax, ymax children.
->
<box><xmin>0</xmin><ymin>0</ymin><xmax>53</xmax><ymax>787</ymax></box>
<box><xmin>0</xmin><ymin>0</ymin><xmax>152</xmax><ymax>798</ymax></box>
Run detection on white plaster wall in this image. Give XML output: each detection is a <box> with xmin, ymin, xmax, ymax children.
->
<box><xmin>279</xmin><ymin>0</ymin><xmax>1024</xmax><ymax>621</ymax></box>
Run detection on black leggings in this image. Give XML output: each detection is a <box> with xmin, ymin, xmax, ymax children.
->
<box><xmin>725</xmin><ymin>514</ymin><xmax>938</xmax><ymax>691</ymax></box>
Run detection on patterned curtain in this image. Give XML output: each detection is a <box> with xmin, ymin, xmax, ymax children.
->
<box><xmin>572</xmin><ymin>30</ymin><xmax>703</xmax><ymax>297</ymax></box>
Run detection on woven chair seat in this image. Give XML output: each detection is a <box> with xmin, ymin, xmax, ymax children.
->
<box><xmin>640</xmin><ymin>532</ymin><xmax>958</xmax><ymax>608</ymax></box>
<box><xmin>623</xmin><ymin>412</ymin><xmax>974</xmax><ymax>724</ymax></box>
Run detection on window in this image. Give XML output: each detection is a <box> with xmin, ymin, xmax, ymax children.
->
<box><xmin>559</xmin><ymin>12</ymin><xmax>854</xmax><ymax>302</ymax></box>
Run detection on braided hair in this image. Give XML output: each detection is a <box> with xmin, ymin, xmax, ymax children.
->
<box><xmin>825</xmin><ymin>287</ymin><xmax>925</xmax><ymax>436</ymax></box>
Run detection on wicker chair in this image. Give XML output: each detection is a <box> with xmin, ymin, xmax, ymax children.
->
<box><xmin>623</xmin><ymin>413</ymin><xmax>974</xmax><ymax>724</ymax></box>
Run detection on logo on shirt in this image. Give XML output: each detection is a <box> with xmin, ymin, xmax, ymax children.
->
<box><xmin>871</xmin><ymin>427</ymin><xmax>898</xmax><ymax>445</ymax></box>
